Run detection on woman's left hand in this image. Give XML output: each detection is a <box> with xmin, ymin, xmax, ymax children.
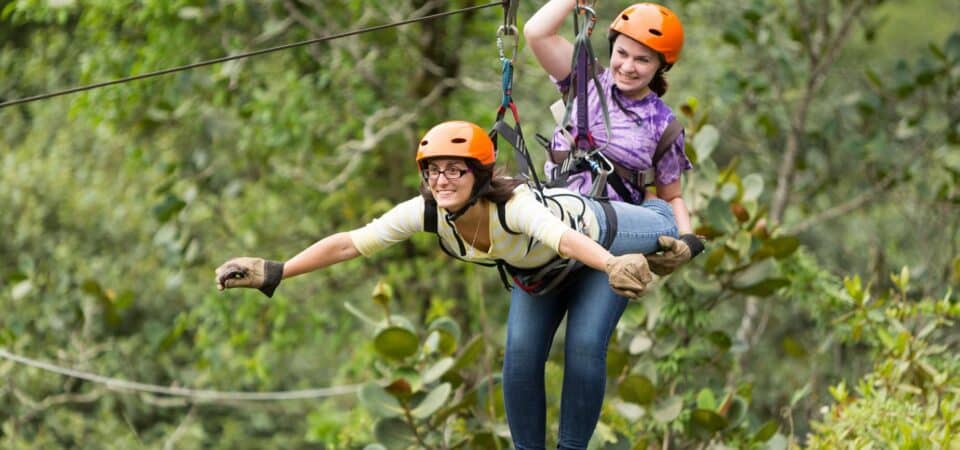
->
<box><xmin>646</xmin><ymin>234</ymin><xmax>705</xmax><ymax>275</ymax></box>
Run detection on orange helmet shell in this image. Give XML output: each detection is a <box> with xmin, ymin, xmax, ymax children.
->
<box><xmin>415</xmin><ymin>121</ymin><xmax>495</xmax><ymax>166</ymax></box>
<box><xmin>609</xmin><ymin>3</ymin><xmax>684</xmax><ymax>64</ymax></box>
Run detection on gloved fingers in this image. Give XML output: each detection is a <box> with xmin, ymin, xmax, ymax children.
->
<box><xmin>645</xmin><ymin>255</ymin><xmax>676</xmax><ymax>276</ymax></box>
<box><xmin>611</xmin><ymin>285</ymin><xmax>644</xmax><ymax>298</ymax></box>
<box><xmin>657</xmin><ymin>235</ymin><xmax>678</xmax><ymax>251</ymax></box>
<box><xmin>216</xmin><ymin>265</ymin><xmax>249</xmax><ymax>289</ymax></box>
<box><xmin>606</xmin><ymin>254</ymin><xmax>653</xmax><ymax>298</ymax></box>
<box><xmin>215</xmin><ymin>257</ymin><xmax>264</xmax><ymax>290</ymax></box>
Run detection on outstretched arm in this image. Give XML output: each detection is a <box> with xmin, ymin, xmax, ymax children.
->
<box><xmin>524</xmin><ymin>0</ymin><xmax>577</xmax><ymax>80</ymax></box>
<box><xmin>216</xmin><ymin>231</ymin><xmax>362</xmax><ymax>297</ymax></box>
<box><xmin>283</xmin><ymin>232</ymin><xmax>361</xmax><ymax>278</ymax></box>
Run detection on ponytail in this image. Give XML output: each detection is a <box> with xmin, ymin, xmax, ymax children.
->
<box><xmin>649</xmin><ymin>70</ymin><xmax>668</xmax><ymax>97</ymax></box>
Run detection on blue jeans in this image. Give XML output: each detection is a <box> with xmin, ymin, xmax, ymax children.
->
<box><xmin>502</xmin><ymin>198</ymin><xmax>677</xmax><ymax>450</ymax></box>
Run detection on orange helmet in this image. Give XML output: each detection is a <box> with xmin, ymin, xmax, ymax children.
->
<box><xmin>609</xmin><ymin>3</ymin><xmax>684</xmax><ymax>65</ymax></box>
<box><xmin>415</xmin><ymin>121</ymin><xmax>495</xmax><ymax>166</ymax></box>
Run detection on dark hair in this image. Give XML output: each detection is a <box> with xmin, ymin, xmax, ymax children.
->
<box><xmin>648</xmin><ymin>70</ymin><xmax>668</xmax><ymax>97</ymax></box>
<box><xmin>418</xmin><ymin>158</ymin><xmax>524</xmax><ymax>205</ymax></box>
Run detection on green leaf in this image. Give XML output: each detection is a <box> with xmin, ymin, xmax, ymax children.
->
<box><xmin>374</xmin><ymin>326</ymin><xmax>419</xmax><ymax>360</ymax></box>
<box><xmin>652</xmin><ymin>396</ymin><xmax>683</xmax><ymax>423</ymax></box>
<box><xmin>606</xmin><ymin>347</ymin><xmax>629</xmax><ymax>377</ymax></box>
<box><xmin>732</xmin><ymin>278</ymin><xmax>789</xmax><ymax>296</ymax></box>
<box><xmin>696</xmin><ymin>388</ymin><xmax>716</xmax><ymax>410</ymax></box>
<box><xmin>427</xmin><ymin>317</ymin><xmax>461</xmax><ymax>355</ymax></box>
<box><xmin>742</xmin><ymin>174</ymin><xmax>764</xmax><ymax>201</ymax></box>
<box><xmin>781</xmin><ymin>336</ymin><xmax>807</xmax><ymax>358</ymax></box>
<box><xmin>152</xmin><ymin>193</ymin><xmax>185</xmax><ymax>222</ymax></box>
<box><xmin>359</xmin><ymin>383</ymin><xmax>404</xmax><ymax>418</ymax></box>
<box><xmin>427</xmin><ymin>317</ymin><xmax>461</xmax><ymax>343</ymax></box>
<box><xmin>373</xmin><ymin>417</ymin><xmax>417</xmax><ymax>448</ymax></box>
<box><xmin>11</xmin><ymin>280</ymin><xmax>32</xmax><ymax>301</ymax></box>
<box><xmin>843</xmin><ymin>275</ymin><xmax>864</xmax><ymax>305</ymax></box>
<box><xmin>789</xmin><ymin>383</ymin><xmax>811</xmax><ymax>407</ymax></box>
<box><xmin>628</xmin><ymin>333</ymin><xmax>652</xmax><ymax>354</ymax></box>
<box><xmin>707</xmin><ymin>331</ymin><xmax>732</xmax><ymax>350</ymax></box>
<box><xmin>724</xmin><ymin>395</ymin><xmax>748</xmax><ymax>427</ymax></box>
<box><xmin>703</xmin><ymin>246</ymin><xmax>727</xmax><ymax>273</ymax></box>
<box><xmin>422</xmin><ymin>357</ymin><xmax>454</xmax><ymax>385</ymax></box>
<box><xmin>693</xmin><ymin>125</ymin><xmax>720</xmax><ymax>161</ymax></box>
<box><xmin>411</xmin><ymin>383</ymin><xmax>451</xmax><ymax>419</ymax></box>
<box><xmin>618</xmin><ymin>375</ymin><xmax>656</xmax><ymax>405</ymax></box>
<box><xmin>371</xmin><ymin>280</ymin><xmax>393</xmax><ymax>308</ymax></box>
<box><xmin>451</xmin><ymin>335</ymin><xmax>484</xmax><ymax>371</ymax></box>
<box><xmin>704</xmin><ymin>198</ymin><xmax>737</xmax><ymax>234</ymax></box>
<box><xmin>753</xmin><ymin>420</ymin><xmax>779</xmax><ymax>442</ymax></box>
<box><xmin>690</xmin><ymin>409</ymin><xmax>727</xmax><ymax>434</ymax></box>
<box><xmin>753</xmin><ymin>236</ymin><xmax>800</xmax><ymax>260</ymax></box>
<box><xmin>731</xmin><ymin>259</ymin><xmax>789</xmax><ymax>296</ymax></box>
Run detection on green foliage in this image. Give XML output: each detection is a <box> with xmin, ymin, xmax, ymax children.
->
<box><xmin>350</xmin><ymin>281</ymin><xmax>508</xmax><ymax>449</ymax></box>
<box><xmin>0</xmin><ymin>0</ymin><xmax>957</xmax><ymax>448</ymax></box>
<box><xmin>806</xmin><ymin>272</ymin><xmax>960</xmax><ymax>448</ymax></box>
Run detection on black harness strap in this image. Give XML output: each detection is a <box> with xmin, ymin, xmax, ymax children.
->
<box><xmin>424</xmin><ymin>198</ymin><xmax>514</xmax><ymax>291</ymax></box>
<box><xmin>609</xmin><ymin>118</ymin><xmax>684</xmax><ymax>189</ymax></box>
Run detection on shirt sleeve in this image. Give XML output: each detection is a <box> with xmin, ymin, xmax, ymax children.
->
<box><xmin>349</xmin><ymin>196</ymin><xmax>425</xmax><ymax>256</ymax></box>
<box><xmin>501</xmin><ymin>186</ymin><xmax>573</xmax><ymax>257</ymax></box>
<box><xmin>655</xmin><ymin>128</ymin><xmax>692</xmax><ymax>186</ymax></box>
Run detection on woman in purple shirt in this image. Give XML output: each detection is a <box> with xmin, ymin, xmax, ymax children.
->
<box><xmin>496</xmin><ymin>2</ymin><xmax>705</xmax><ymax>448</ymax></box>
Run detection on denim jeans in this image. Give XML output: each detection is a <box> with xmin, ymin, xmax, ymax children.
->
<box><xmin>502</xmin><ymin>198</ymin><xmax>677</xmax><ymax>450</ymax></box>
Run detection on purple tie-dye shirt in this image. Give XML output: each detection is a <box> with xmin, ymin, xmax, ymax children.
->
<box><xmin>546</xmin><ymin>68</ymin><xmax>692</xmax><ymax>203</ymax></box>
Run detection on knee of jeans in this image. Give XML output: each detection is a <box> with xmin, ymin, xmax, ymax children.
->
<box><xmin>505</xmin><ymin>335</ymin><xmax>549</xmax><ymax>363</ymax></box>
<box><xmin>644</xmin><ymin>198</ymin><xmax>674</xmax><ymax>216</ymax></box>
<box><xmin>564</xmin><ymin>337</ymin><xmax>609</xmax><ymax>363</ymax></box>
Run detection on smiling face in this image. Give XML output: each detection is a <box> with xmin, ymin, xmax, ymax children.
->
<box><xmin>609</xmin><ymin>33</ymin><xmax>663</xmax><ymax>100</ymax></box>
<box><xmin>423</xmin><ymin>158</ymin><xmax>476</xmax><ymax>211</ymax></box>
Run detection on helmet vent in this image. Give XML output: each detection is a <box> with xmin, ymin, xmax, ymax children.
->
<box><xmin>451</xmin><ymin>138</ymin><xmax>467</xmax><ymax>144</ymax></box>
<box><xmin>649</xmin><ymin>28</ymin><xmax>662</xmax><ymax>36</ymax></box>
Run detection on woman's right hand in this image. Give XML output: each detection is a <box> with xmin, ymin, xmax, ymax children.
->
<box><xmin>215</xmin><ymin>257</ymin><xmax>284</xmax><ymax>297</ymax></box>
<box><xmin>605</xmin><ymin>254</ymin><xmax>654</xmax><ymax>298</ymax></box>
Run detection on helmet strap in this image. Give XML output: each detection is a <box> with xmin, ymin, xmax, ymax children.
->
<box><xmin>445</xmin><ymin>176</ymin><xmax>491</xmax><ymax>221</ymax></box>
<box><xmin>444</xmin><ymin>198</ymin><xmax>478</xmax><ymax>222</ymax></box>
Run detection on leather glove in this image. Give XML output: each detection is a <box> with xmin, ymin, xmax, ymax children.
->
<box><xmin>646</xmin><ymin>234</ymin><xmax>705</xmax><ymax>276</ymax></box>
<box><xmin>215</xmin><ymin>257</ymin><xmax>284</xmax><ymax>297</ymax></box>
<box><xmin>605</xmin><ymin>254</ymin><xmax>654</xmax><ymax>298</ymax></box>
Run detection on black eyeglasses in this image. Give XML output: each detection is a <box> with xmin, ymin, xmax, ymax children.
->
<box><xmin>422</xmin><ymin>166</ymin><xmax>471</xmax><ymax>181</ymax></box>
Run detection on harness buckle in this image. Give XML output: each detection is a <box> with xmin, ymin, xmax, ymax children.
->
<box><xmin>587</xmin><ymin>151</ymin><xmax>614</xmax><ymax>198</ymax></box>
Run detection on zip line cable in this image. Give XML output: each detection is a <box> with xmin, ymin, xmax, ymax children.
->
<box><xmin>0</xmin><ymin>1</ymin><xmax>502</xmax><ymax>110</ymax></box>
<box><xmin>0</xmin><ymin>348</ymin><xmax>362</xmax><ymax>402</ymax></box>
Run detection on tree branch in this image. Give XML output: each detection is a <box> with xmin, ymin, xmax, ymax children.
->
<box><xmin>784</xmin><ymin>175</ymin><xmax>897</xmax><ymax>234</ymax></box>
<box><xmin>274</xmin><ymin>77</ymin><xmax>462</xmax><ymax>193</ymax></box>
<box><xmin>163</xmin><ymin>405</ymin><xmax>198</xmax><ymax>450</ymax></box>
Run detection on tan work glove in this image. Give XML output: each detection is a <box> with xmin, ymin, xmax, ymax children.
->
<box><xmin>215</xmin><ymin>257</ymin><xmax>285</xmax><ymax>297</ymax></box>
<box><xmin>646</xmin><ymin>234</ymin><xmax>705</xmax><ymax>276</ymax></box>
<box><xmin>605</xmin><ymin>254</ymin><xmax>654</xmax><ymax>298</ymax></box>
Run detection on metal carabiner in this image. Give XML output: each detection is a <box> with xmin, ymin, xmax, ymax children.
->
<box><xmin>497</xmin><ymin>25</ymin><xmax>520</xmax><ymax>62</ymax></box>
<box><xmin>575</xmin><ymin>4</ymin><xmax>598</xmax><ymax>37</ymax></box>
<box><xmin>587</xmin><ymin>150</ymin><xmax>614</xmax><ymax>198</ymax></box>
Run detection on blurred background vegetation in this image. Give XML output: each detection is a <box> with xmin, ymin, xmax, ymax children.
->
<box><xmin>1</xmin><ymin>0</ymin><xmax>958</xmax><ymax>448</ymax></box>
